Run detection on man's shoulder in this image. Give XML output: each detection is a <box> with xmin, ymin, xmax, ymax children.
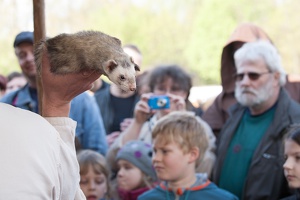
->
<box><xmin>0</xmin><ymin>90</ymin><xmax>17</xmax><ymax>103</ymax></box>
<box><xmin>1</xmin><ymin>86</ymin><xmax>29</xmax><ymax>103</ymax></box>
<box><xmin>280</xmin><ymin>89</ymin><xmax>300</xmax><ymax>120</ymax></box>
<box><xmin>0</xmin><ymin>85</ymin><xmax>29</xmax><ymax>103</ymax></box>
<box><xmin>0</xmin><ymin>102</ymin><xmax>45</xmax><ymax>124</ymax></box>
<box><xmin>287</xmin><ymin>97</ymin><xmax>300</xmax><ymax>111</ymax></box>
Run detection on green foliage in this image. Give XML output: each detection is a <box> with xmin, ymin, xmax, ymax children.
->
<box><xmin>1</xmin><ymin>0</ymin><xmax>300</xmax><ymax>85</ymax></box>
<box><xmin>183</xmin><ymin>0</ymin><xmax>277</xmax><ymax>84</ymax></box>
<box><xmin>0</xmin><ymin>39</ymin><xmax>20</xmax><ymax>75</ymax></box>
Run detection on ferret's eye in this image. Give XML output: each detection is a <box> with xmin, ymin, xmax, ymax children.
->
<box><xmin>120</xmin><ymin>75</ymin><xmax>126</xmax><ymax>80</ymax></box>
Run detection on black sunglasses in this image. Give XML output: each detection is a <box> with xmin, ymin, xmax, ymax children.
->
<box><xmin>233</xmin><ymin>71</ymin><xmax>271</xmax><ymax>81</ymax></box>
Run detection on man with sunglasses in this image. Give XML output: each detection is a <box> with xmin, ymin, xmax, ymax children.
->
<box><xmin>213</xmin><ymin>40</ymin><xmax>300</xmax><ymax>200</ymax></box>
<box><xmin>203</xmin><ymin>23</ymin><xmax>300</xmax><ymax>139</ymax></box>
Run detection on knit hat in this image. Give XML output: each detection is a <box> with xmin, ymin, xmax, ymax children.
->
<box><xmin>116</xmin><ymin>140</ymin><xmax>156</xmax><ymax>181</ymax></box>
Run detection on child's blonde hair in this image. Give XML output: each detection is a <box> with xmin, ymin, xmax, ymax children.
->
<box><xmin>77</xmin><ymin>150</ymin><xmax>111</xmax><ymax>199</ymax></box>
<box><xmin>152</xmin><ymin>111</ymin><xmax>209</xmax><ymax>167</ymax></box>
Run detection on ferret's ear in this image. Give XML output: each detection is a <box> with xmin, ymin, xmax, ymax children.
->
<box><xmin>130</xmin><ymin>57</ymin><xmax>140</xmax><ymax>72</ymax></box>
<box><xmin>113</xmin><ymin>37</ymin><xmax>122</xmax><ymax>46</ymax></box>
<box><xmin>103</xmin><ymin>60</ymin><xmax>118</xmax><ymax>73</ymax></box>
<box><xmin>130</xmin><ymin>57</ymin><xmax>134</xmax><ymax>63</ymax></box>
<box><xmin>134</xmin><ymin>64</ymin><xmax>140</xmax><ymax>72</ymax></box>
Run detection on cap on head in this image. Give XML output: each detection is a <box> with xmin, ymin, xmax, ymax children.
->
<box><xmin>13</xmin><ymin>31</ymin><xmax>34</xmax><ymax>47</ymax></box>
<box><xmin>116</xmin><ymin>140</ymin><xmax>157</xmax><ymax>181</ymax></box>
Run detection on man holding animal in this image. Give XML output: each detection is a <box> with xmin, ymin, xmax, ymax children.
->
<box><xmin>0</xmin><ymin>34</ymin><xmax>102</xmax><ymax>199</ymax></box>
<box><xmin>1</xmin><ymin>31</ymin><xmax>108</xmax><ymax>155</ymax></box>
<box><xmin>0</xmin><ymin>29</ymin><xmax>140</xmax><ymax>199</ymax></box>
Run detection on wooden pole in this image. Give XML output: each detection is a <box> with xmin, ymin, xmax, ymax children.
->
<box><xmin>33</xmin><ymin>0</ymin><xmax>45</xmax><ymax>115</ymax></box>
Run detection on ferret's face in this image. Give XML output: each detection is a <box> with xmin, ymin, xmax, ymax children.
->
<box><xmin>108</xmin><ymin>64</ymin><xmax>137</xmax><ymax>92</ymax></box>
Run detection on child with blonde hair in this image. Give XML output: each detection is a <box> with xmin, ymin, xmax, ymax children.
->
<box><xmin>138</xmin><ymin>111</ymin><xmax>238</xmax><ymax>200</ymax></box>
<box><xmin>77</xmin><ymin>150</ymin><xmax>111</xmax><ymax>200</ymax></box>
<box><xmin>115</xmin><ymin>140</ymin><xmax>157</xmax><ymax>200</ymax></box>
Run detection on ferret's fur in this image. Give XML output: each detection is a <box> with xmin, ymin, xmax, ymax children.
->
<box><xmin>34</xmin><ymin>30</ymin><xmax>140</xmax><ymax>91</ymax></box>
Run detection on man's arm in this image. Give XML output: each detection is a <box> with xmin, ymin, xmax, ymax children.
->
<box><xmin>40</xmin><ymin>48</ymin><xmax>101</xmax><ymax>117</ymax></box>
<box><xmin>40</xmin><ymin>43</ymin><xmax>101</xmax><ymax>200</ymax></box>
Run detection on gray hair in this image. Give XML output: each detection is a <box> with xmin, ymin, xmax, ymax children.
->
<box><xmin>234</xmin><ymin>40</ymin><xmax>286</xmax><ymax>86</ymax></box>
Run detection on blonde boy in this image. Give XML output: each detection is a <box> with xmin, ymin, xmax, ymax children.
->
<box><xmin>138</xmin><ymin>111</ymin><xmax>238</xmax><ymax>200</ymax></box>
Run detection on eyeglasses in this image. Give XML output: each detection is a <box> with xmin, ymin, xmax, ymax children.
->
<box><xmin>234</xmin><ymin>71</ymin><xmax>271</xmax><ymax>81</ymax></box>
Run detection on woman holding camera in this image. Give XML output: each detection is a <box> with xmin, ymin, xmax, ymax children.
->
<box><xmin>106</xmin><ymin>64</ymin><xmax>216</xmax><ymax>180</ymax></box>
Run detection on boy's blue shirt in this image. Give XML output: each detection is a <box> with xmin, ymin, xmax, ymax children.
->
<box><xmin>138</xmin><ymin>174</ymin><xmax>238</xmax><ymax>200</ymax></box>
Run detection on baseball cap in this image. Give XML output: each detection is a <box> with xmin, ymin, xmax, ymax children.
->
<box><xmin>13</xmin><ymin>31</ymin><xmax>34</xmax><ymax>47</ymax></box>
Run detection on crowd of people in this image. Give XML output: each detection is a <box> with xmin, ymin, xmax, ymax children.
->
<box><xmin>2</xmin><ymin>22</ymin><xmax>300</xmax><ymax>200</ymax></box>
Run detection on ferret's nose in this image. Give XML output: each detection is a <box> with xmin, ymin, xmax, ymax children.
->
<box><xmin>130</xmin><ymin>87</ymin><xmax>136</xmax><ymax>91</ymax></box>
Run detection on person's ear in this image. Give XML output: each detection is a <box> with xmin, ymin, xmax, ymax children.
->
<box><xmin>188</xmin><ymin>147</ymin><xmax>199</xmax><ymax>164</ymax></box>
<box><xmin>273</xmin><ymin>71</ymin><xmax>280</xmax><ymax>87</ymax></box>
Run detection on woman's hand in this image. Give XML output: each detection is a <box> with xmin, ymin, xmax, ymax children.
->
<box><xmin>120</xmin><ymin>118</ymin><xmax>134</xmax><ymax>132</ymax></box>
<box><xmin>155</xmin><ymin>93</ymin><xmax>186</xmax><ymax>118</ymax></box>
<box><xmin>106</xmin><ymin>132</ymin><xmax>121</xmax><ymax>146</ymax></box>
<box><xmin>133</xmin><ymin>93</ymin><xmax>154</xmax><ymax>124</ymax></box>
<box><xmin>168</xmin><ymin>93</ymin><xmax>186</xmax><ymax>111</ymax></box>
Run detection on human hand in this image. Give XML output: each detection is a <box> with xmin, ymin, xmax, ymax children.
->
<box><xmin>120</xmin><ymin>118</ymin><xmax>134</xmax><ymax>132</ymax></box>
<box><xmin>106</xmin><ymin>131</ymin><xmax>121</xmax><ymax>146</ymax></box>
<box><xmin>155</xmin><ymin>93</ymin><xmax>186</xmax><ymax>118</ymax></box>
<box><xmin>133</xmin><ymin>93</ymin><xmax>154</xmax><ymax>124</ymax></box>
<box><xmin>40</xmin><ymin>47</ymin><xmax>101</xmax><ymax>117</ymax></box>
<box><xmin>168</xmin><ymin>93</ymin><xmax>186</xmax><ymax>111</ymax></box>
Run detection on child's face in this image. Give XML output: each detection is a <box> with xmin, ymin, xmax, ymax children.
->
<box><xmin>80</xmin><ymin>165</ymin><xmax>107</xmax><ymax>200</ymax></box>
<box><xmin>117</xmin><ymin>159</ymin><xmax>144</xmax><ymax>191</ymax></box>
<box><xmin>152</xmin><ymin>139</ymin><xmax>194</xmax><ymax>184</ymax></box>
<box><xmin>283</xmin><ymin>139</ymin><xmax>300</xmax><ymax>189</ymax></box>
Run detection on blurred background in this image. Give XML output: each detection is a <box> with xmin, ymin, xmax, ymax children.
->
<box><xmin>0</xmin><ymin>0</ymin><xmax>299</xmax><ymax>94</ymax></box>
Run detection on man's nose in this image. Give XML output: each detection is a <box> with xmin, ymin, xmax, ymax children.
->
<box><xmin>27</xmin><ymin>51</ymin><xmax>35</xmax><ymax>61</ymax></box>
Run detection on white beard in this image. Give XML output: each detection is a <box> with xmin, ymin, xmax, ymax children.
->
<box><xmin>235</xmin><ymin>79</ymin><xmax>273</xmax><ymax>108</ymax></box>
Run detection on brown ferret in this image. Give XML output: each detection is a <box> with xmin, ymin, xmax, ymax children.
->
<box><xmin>34</xmin><ymin>30</ymin><xmax>140</xmax><ymax>92</ymax></box>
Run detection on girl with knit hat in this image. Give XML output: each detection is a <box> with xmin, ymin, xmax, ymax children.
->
<box><xmin>115</xmin><ymin>140</ymin><xmax>157</xmax><ymax>200</ymax></box>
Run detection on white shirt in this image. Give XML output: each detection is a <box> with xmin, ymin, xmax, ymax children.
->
<box><xmin>0</xmin><ymin>103</ymin><xmax>85</xmax><ymax>200</ymax></box>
